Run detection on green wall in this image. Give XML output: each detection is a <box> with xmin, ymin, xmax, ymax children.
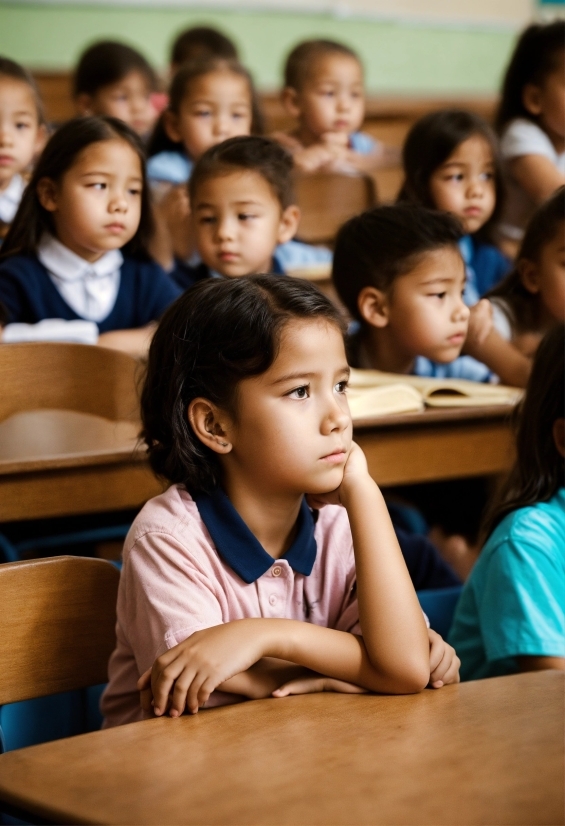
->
<box><xmin>0</xmin><ymin>2</ymin><xmax>519</xmax><ymax>93</ymax></box>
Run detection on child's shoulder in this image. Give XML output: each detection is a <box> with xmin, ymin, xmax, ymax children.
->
<box><xmin>124</xmin><ymin>484</ymin><xmax>208</xmax><ymax>557</ymax></box>
<box><xmin>147</xmin><ymin>151</ymin><xmax>193</xmax><ymax>185</ymax></box>
<box><xmin>0</xmin><ymin>252</ymin><xmax>46</xmax><ymax>280</ymax></box>
<box><xmin>485</xmin><ymin>488</ymin><xmax>565</xmax><ymax>562</ymax></box>
<box><xmin>500</xmin><ymin>118</ymin><xmax>561</xmax><ymax>161</ymax></box>
<box><xmin>349</xmin><ymin>131</ymin><xmax>378</xmax><ymax>155</ymax></box>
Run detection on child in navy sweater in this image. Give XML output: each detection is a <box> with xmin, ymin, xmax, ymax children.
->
<box><xmin>0</xmin><ymin>116</ymin><xmax>180</xmax><ymax>354</ymax></box>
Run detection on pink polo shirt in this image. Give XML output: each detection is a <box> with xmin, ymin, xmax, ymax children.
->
<box><xmin>101</xmin><ymin>484</ymin><xmax>360</xmax><ymax>727</ymax></box>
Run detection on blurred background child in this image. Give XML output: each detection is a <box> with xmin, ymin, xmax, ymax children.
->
<box><xmin>169</xmin><ymin>25</ymin><xmax>238</xmax><ymax>75</ymax></box>
<box><xmin>74</xmin><ymin>40</ymin><xmax>158</xmax><ymax>140</ymax></box>
<box><xmin>450</xmin><ymin>323</ymin><xmax>565</xmax><ymax>680</ymax></box>
<box><xmin>0</xmin><ymin>116</ymin><xmax>180</xmax><ymax>354</ymax></box>
<box><xmin>0</xmin><ymin>58</ymin><xmax>46</xmax><ymax>241</ymax></box>
<box><xmin>496</xmin><ymin>21</ymin><xmax>565</xmax><ymax>255</ymax></box>
<box><xmin>398</xmin><ymin>109</ymin><xmax>509</xmax><ymax>305</ymax></box>
<box><xmin>273</xmin><ymin>39</ymin><xmax>396</xmax><ymax>174</ymax></box>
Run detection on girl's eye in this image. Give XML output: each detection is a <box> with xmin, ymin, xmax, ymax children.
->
<box><xmin>89</xmin><ymin>182</ymin><xmax>106</xmax><ymax>190</ymax></box>
<box><xmin>195</xmin><ymin>109</ymin><xmax>212</xmax><ymax>117</ymax></box>
<box><xmin>238</xmin><ymin>213</ymin><xmax>255</xmax><ymax>221</ymax></box>
<box><xmin>199</xmin><ymin>215</ymin><xmax>215</xmax><ymax>224</ymax></box>
<box><xmin>15</xmin><ymin>121</ymin><xmax>30</xmax><ymax>130</ymax></box>
<box><xmin>429</xmin><ymin>292</ymin><xmax>446</xmax><ymax>299</ymax></box>
<box><xmin>480</xmin><ymin>172</ymin><xmax>494</xmax><ymax>181</ymax></box>
<box><xmin>287</xmin><ymin>385</ymin><xmax>309</xmax><ymax>400</ymax></box>
<box><xmin>335</xmin><ymin>380</ymin><xmax>349</xmax><ymax>393</ymax></box>
<box><xmin>128</xmin><ymin>187</ymin><xmax>141</xmax><ymax>196</ymax></box>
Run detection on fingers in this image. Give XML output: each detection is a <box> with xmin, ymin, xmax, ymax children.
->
<box><xmin>151</xmin><ymin>653</ymin><xmax>188</xmax><ymax>716</ymax></box>
<box><xmin>428</xmin><ymin>629</ymin><xmax>444</xmax><ymax>674</ymax></box>
<box><xmin>429</xmin><ymin>635</ymin><xmax>461</xmax><ymax>688</ymax></box>
<box><xmin>272</xmin><ymin>677</ymin><xmax>327</xmax><ymax>697</ymax></box>
<box><xmin>137</xmin><ymin>668</ymin><xmax>152</xmax><ymax>691</ymax></box>
<box><xmin>139</xmin><ymin>687</ymin><xmax>154</xmax><ymax>714</ymax></box>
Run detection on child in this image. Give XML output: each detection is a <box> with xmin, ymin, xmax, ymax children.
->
<box><xmin>173</xmin><ymin>135</ymin><xmax>332</xmax><ymax>288</ymax></box>
<box><xmin>468</xmin><ymin>188</ymin><xmax>565</xmax><ymax>388</ymax></box>
<box><xmin>273</xmin><ymin>39</ymin><xmax>396</xmax><ymax>175</ymax></box>
<box><xmin>0</xmin><ymin>58</ymin><xmax>46</xmax><ymax>240</ymax></box>
<box><xmin>495</xmin><ymin>21</ymin><xmax>565</xmax><ymax>252</ymax></box>
<box><xmin>101</xmin><ymin>275</ymin><xmax>460</xmax><ymax>727</ymax></box>
<box><xmin>74</xmin><ymin>41</ymin><xmax>158</xmax><ymax>139</ymax></box>
<box><xmin>398</xmin><ymin>109</ymin><xmax>510</xmax><ymax>304</ymax></box>
<box><xmin>449</xmin><ymin>324</ymin><xmax>565</xmax><ymax>680</ymax></box>
<box><xmin>170</xmin><ymin>25</ymin><xmax>238</xmax><ymax>74</ymax></box>
<box><xmin>0</xmin><ymin>116</ymin><xmax>180</xmax><ymax>353</ymax></box>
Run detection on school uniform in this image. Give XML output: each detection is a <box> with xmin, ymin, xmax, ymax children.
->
<box><xmin>0</xmin><ymin>174</ymin><xmax>25</xmax><ymax>224</ymax></box>
<box><xmin>449</xmin><ymin>488</ymin><xmax>565</xmax><ymax>680</ymax></box>
<box><xmin>458</xmin><ymin>235</ymin><xmax>511</xmax><ymax>301</ymax></box>
<box><xmin>412</xmin><ymin>354</ymin><xmax>493</xmax><ymax>383</ymax></box>
<box><xmin>0</xmin><ymin>235</ymin><xmax>182</xmax><ymax>332</ymax></box>
<box><xmin>147</xmin><ymin>151</ymin><xmax>193</xmax><ymax>185</ymax></box>
<box><xmin>349</xmin><ymin>132</ymin><xmax>380</xmax><ymax>154</ymax></box>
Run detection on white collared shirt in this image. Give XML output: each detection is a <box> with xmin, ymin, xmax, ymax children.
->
<box><xmin>37</xmin><ymin>234</ymin><xmax>123</xmax><ymax>322</ymax></box>
<box><xmin>0</xmin><ymin>174</ymin><xmax>25</xmax><ymax>223</ymax></box>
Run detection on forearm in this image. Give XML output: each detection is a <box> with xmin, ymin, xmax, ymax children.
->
<box><xmin>466</xmin><ymin>329</ymin><xmax>531</xmax><ymax>387</ymax></box>
<box><xmin>217</xmin><ymin>658</ymin><xmax>313</xmax><ymax>699</ymax></box>
<box><xmin>98</xmin><ymin>325</ymin><xmax>156</xmax><ymax>358</ymax></box>
<box><xmin>509</xmin><ymin>156</ymin><xmax>565</xmax><ymax>204</ymax></box>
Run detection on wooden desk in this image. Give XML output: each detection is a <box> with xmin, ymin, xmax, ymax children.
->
<box><xmin>0</xmin><ymin>409</ymin><xmax>162</xmax><ymax>522</ymax></box>
<box><xmin>354</xmin><ymin>405</ymin><xmax>515</xmax><ymax>487</ymax></box>
<box><xmin>0</xmin><ymin>671</ymin><xmax>561</xmax><ymax>825</ymax></box>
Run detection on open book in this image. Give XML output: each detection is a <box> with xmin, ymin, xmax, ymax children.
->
<box><xmin>347</xmin><ymin>368</ymin><xmax>522</xmax><ymax>419</ymax></box>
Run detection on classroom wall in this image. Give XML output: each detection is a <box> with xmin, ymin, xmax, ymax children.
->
<box><xmin>0</xmin><ymin>2</ymin><xmax>527</xmax><ymax>93</ymax></box>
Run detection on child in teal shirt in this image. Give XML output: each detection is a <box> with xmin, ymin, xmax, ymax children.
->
<box><xmin>449</xmin><ymin>324</ymin><xmax>565</xmax><ymax>680</ymax></box>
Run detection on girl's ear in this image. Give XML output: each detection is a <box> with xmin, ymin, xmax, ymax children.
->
<box><xmin>358</xmin><ymin>286</ymin><xmax>390</xmax><ymax>328</ymax></box>
<box><xmin>522</xmin><ymin>83</ymin><xmax>542</xmax><ymax>117</ymax></box>
<box><xmin>518</xmin><ymin>259</ymin><xmax>540</xmax><ymax>294</ymax></box>
<box><xmin>163</xmin><ymin>110</ymin><xmax>183</xmax><ymax>144</ymax></box>
<box><xmin>75</xmin><ymin>93</ymin><xmax>94</xmax><ymax>117</ymax></box>
<box><xmin>281</xmin><ymin>87</ymin><xmax>301</xmax><ymax>119</ymax></box>
<box><xmin>36</xmin><ymin>177</ymin><xmax>58</xmax><ymax>212</ymax></box>
<box><xmin>188</xmin><ymin>398</ymin><xmax>233</xmax><ymax>454</ymax></box>
<box><xmin>277</xmin><ymin>205</ymin><xmax>300</xmax><ymax>244</ymax></box>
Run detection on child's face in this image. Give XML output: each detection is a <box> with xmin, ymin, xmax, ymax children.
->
<box><xmin>221</xmin><ymin>318</ymin><xmax>352</xmax><ymax>497</ymax></box>
<box><xmin>0</xmin><ymin>77</ymin><xmax>44</xmax><ymax>191</ymax></box>
<box><xmin>522</xmin><ymin>223</ymin><xmax>565</xmax><ymax>322</ymax></box>
<box><xmin>78</xmin><ymin>71</ymin><xmax>157</xmax><ymax>137</ymax></box>
<box><xmin>377</xmin><ymin>246</ymin><xmax>470</xmax><ymax>363</ymax></box>
<box><xmin>524</xmin><ymin>51</ymin><xmax>565</xmax><ymax>142</ymax></box>
<box><xmin>192</xmin><ymin>169</ymin><xmax>299</xmax><ymax>276</ymax></box>
<box><xmin>289</xmin><ymin>54</ymin><xmax>364</xmax><ymax>140</ymax></box>
<box><xmin>37</xmin><ymin>139</ymin><xmax>142</xmax><ymax>262</ymax></box>
<box><xmin>429</xmin><ymin>135</ymin><xmax>496</xmax><ymax>235</ymax></box>
<box><xmin>166</xmin><ymin>71</ymin><xmax>252</xmax><ymax>160</ymax></box>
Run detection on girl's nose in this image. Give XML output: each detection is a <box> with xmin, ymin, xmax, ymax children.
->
<box><xmin>109</xmin><ymin>191</ymin><xmax>128</xmax><ymax>213</ymax></box>
<box><xmin>453</xmin><ymin>296</ymin><xmax>471</xmax><ymax>322</ymax></box>
<box><xmin>322</xmin><ymin>394</ymin><xmax>350</xmax><ymax>434</ymax></box>
<box><xmin>216</xmin><ymin>217</ymin><xmax>235</xmax><ymax>240</ymax></box>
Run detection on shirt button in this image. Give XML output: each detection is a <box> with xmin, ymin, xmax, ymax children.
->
<box><xmin>269</xmin><ymin>594</ymin><xmax>277</xmax><ymax>605</ymax></box>
<box><xmin>272</xmin><ymin>566</ymin><xmax>282</xmax><ymax>577</ymax></box>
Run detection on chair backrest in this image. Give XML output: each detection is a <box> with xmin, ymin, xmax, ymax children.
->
<box><xmin>0</xmin><ymin>342</ymin><xmax>141</xmax><ymax>423</ymax></box>
<box><xmin>0</xmin><ymin>556</ymin><xmax>120</xmax><ymax>706</ymax></box>
<box><xmin>294</xmin><ymin>172</ymin><xmax>377</xmax><ymax>246</ymax></box>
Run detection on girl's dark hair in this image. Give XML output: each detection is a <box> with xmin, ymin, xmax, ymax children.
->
<box><xmin>171</xmin><ymin>26</ymin><xmax>238</xmax><ymax>66</ymax></box>
<box><xmin>74</xmin><ymin>40</ymin><xmax>156</xmax><ymax>97</ymax></box>
<box><xmin>148</xmin><ymin>56</ymin><xmax>263</xmax><ymax>157</ymax></box>
<box><xmin>487</xmin><ymin>187</ymin><xmax>565</xmax><ymax>333</ymax></box>
<box><xmin>332</xmin><ymin>204</ymin><xmax>463</xmax><ymax>323</ymax></box>
<box><xmin>0</xmin><ymin>56</ymin><xmax>45</xmax><ymax>124</ymax></box>
<box><xmin>398</xmin><ymin>109</ymin><xmax>504</xmax><ymax>243</ymax></box>
<box><xmin>284</xmin><ymin>39</ymin><xmax>361</xmax><ymax>90</ymax></box>
<box><xmin>495</xmin><ymin>21</ymin><xmax>565</xmax><ymax>133</ymax></box>
<box><xmin>481</xmin><ymin>323</ymin><xmax>565</xmax><ymax>540</ymax></box>
<box><xmin>189</xmin><ymin>135</ymin><xmax>294</xmax><ymax>209</ymax></box>
<box><xmin>141</xmin><ymin>275</ymin><xmax>345</xmax><ymax>495</ymax></box>
<box><xmin>0</xmin><ymin>116</ymin><xmax>154</xmax><ymax>260</ymax></box>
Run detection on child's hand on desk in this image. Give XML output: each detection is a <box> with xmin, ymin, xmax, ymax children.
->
<box><xmin>272</xmin><ymin>675</ymin><xmax>367</xmax><ymax>697</ymax></box>
<box><xmin>427</xmin><ymin>629</ymin><xmax>460</xmax><ymax>688</ymax></box>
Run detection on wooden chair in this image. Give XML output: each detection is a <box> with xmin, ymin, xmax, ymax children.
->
<box><xmin>294</xmin><ymin>172</ymin><xmax>377</xmax><ymax>246</ymax></box>
<box><xmin>0</xmin><ymin>341</ymin><xmax>141</xmax><ymax>424</ymax></box>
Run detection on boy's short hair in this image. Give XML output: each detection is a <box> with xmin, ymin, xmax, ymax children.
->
<box><xmin>332</xmin><ymin>204</ymin><xmax>464</xmax><ymax>321</ymax></box>
<box><xmin>189</xmin><ymin>135</ymin><xmax>295</xmax><ymax>209</ymax></box>
<box><xmin>284</xmin><ymin>39</ymin><xmax>360</xmax><ymax>91</ymax></box>
<box><xmin>170</xmin><ymin>26</ymin><xmax>238</xmax><ymax>66</ymax></box>
<box><xmin>74</xmin><ymin>41</ymin><xmax>156</xmax><ymax>97</ymax></box>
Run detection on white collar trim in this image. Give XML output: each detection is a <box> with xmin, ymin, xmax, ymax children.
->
<box><xmin>37</xmin><ymin>234</ymin><xmax>123</xmax><ymax>282</ymax></box>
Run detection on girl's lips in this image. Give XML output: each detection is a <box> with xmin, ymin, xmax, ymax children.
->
<box><xmin>105</xmin><ymin>223</ymin><xmax>126</xmax><ymax>234</ymax></box>
<box><xmin>320</xmin><ymin>450</ymin><xmax>347</xmax><ymax>464</ymax></box>
<box><xmin>0</xmin><ymin>156</ymin><xmax>15</xmax><ymax>166</ymax></box>
<box><xmin>464</xmin><ymin>207</ymin><xmax>482</xmax><ymax>216</ymax></box>
<box><xmin>448</xmin><ymin>333</ymin><xmax>465</xmax><ymax>345</ymax></box>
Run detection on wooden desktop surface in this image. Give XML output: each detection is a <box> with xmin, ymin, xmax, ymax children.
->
<box><xmin>0</xmin><ymin>670</ymin><xmax>561</xmax><ymax>826</ymax></box>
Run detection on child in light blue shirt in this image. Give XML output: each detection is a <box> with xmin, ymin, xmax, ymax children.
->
<box><xmin>449</xmin><ymin>325</ymin><xmax>565</xmax><ymax>679</ymax></box>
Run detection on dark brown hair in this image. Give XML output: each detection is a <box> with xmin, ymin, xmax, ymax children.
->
<box><xmin>284</xmin><ymin>39</ymin><xmax>361</xmax><ymax>91</ymax></box>
<box><xmin>481</xmin><ymin>323</ymin><xmax>564</xmax><ymax>540</ymax></box>
<box><xmin>189</xmin><ymin>135</ymin><xmax>294</xmax><ymax>209</ymax></box>
<box><xmin>141</xmin><ymin>275</ymin><xmax>345</xmax><ymax>495</ymax></box>
<box><xmin>398</xmin><ymin>109</ymin><xmax>504</xmax><ymax>243</ymax></box>
<box><xmin>487</xmin><ymin>188</ymin><xmax>565</xmax><ymax>334</ymax></box>
<box><xmin>0</xmin><ymin>116</ymin><xmax>154</xmax><ymax>260</ymax></box>
<box><xmin>495</xmin><ymin>21</ymin><xmax>565</xmax><ymax>133</ymax></box>
<box><xmin>148</xmin><ymin>56</ymin><xmax>263</xmax><ymax>157</ymax></box>
<box><xmin>0</xmin><ymin>56</ymin><xmax>45</xmax><ymax>125</ymax></box>
<box><xmin>74</xmin><ymin>40</ymin><xmax>156</xmax><ymax>98</ymax></box>
<box><xmin>170</xmin><ymin>26</ymin><xmax>238</xmax><ymax>67</ymax></box>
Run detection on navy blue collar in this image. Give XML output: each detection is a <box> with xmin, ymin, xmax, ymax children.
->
<box><xmin>194</xmin><ymin>488</ymin><xmax>317</xmax><ymax>584</ymax></box>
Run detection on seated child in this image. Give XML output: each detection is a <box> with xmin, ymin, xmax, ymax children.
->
<box><xmin>495</xmin><ymin>21</ymin><xmax>565</xmax><ymax>253</ymax></box>
<box><xmin>332</xmin><ymin>203</ymin><xmax>492</xmax><ymax>382</ymax></box>
<box><xmin>273</xmin><ymin>39</ymin><xmax>397</xmax><ymax>175</ymax></box>
<box><xmin>172</xmin><ymin>135</ymin><xmax>332</xmax><ymax>288</ymax></box>
<box><xmin>398</xmin><ymin>109</ymin><xmax>510</xmax><ymax>304</ymax></box>
<box><xmin>0</xmin><ymin>58</ymin><xmax>46</xmax><ymax>241</ymax></box>
<box><xmin>169</xmin><ymin>25</ymin><xmax>238</xmax><ymax>74</ymax></box>
<box><xmin>449</xmin><ymin>323</ymin><xmax>565</xmax><ymax>680</ymax></box>
<box><xmin>0</xmin><ymin>116</ymin><xmax>181</xmax><ymax>354</ymax></box>
<box><xmin>101</xmin><ymin>275</ymin><xmax>459</xmax><ymax>727</ymax></box>
<box><xmin>74</xmin><ymin>41</ymin><xmax>158</xmax><ymax>140</ymax></box>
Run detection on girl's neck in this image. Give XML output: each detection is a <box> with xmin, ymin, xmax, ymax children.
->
<box><xmin>53</xmin><ymin>228</ymin><xmax>107</xmax><ymax>264</ymax></box>
<box><xmin>293</xmin><ymin>125</ymin><xmax>324</xmax><ymax>148</ymax></box>
<box><xmin>359</xmin><ymin>326</ymin><xmax>416</xmax><ymax>375</ymax></box>
<box><xmin>222</xmin><ymin>472</ymin><xmax>303</xmax><ymax>560</ymax></box>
